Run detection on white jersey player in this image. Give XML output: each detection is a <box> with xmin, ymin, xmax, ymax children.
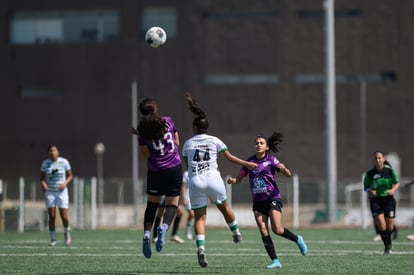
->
<box><xmin>40</xmin><ymin>145</ymin><xmax>73</xmax><ymax>246</ymax></box>
<box><xmin>182</xmin><ymin>93</ymin><xmax>256</xmax><ymax>268</ymax></box>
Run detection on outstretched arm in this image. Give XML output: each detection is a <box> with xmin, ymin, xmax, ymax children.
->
<box><xmin>222</xmin><ymin>150</ymin><xmax>256</xmax><ymax>170</ymax></box>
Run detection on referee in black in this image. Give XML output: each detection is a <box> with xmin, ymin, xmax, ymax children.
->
<box><xmin>363</xmin><ymin>151</ymin><xmax>400</xmax><ymax>254</ymax></box>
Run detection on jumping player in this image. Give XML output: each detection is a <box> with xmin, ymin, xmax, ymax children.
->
<box><xmin>181</xmin><ymin>93</ymin><xmax>256</xmax><ymax>268</ymax></box>
<box><xmin>131</xmin><ymin>98</ymin><xmax>182</xmax><ymax>258</ymax></box>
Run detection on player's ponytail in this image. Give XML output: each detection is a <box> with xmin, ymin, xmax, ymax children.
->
<box><xmin>185</xmin><ymin>93</ymin><xmax>209</xmax><ymax>133</ymax></box>
<box><xmin>267</xmin><ymin>132</ymin><xmax>284</xmax><ymax>153</ymax></box>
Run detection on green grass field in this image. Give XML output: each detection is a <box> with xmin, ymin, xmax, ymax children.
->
<box><xmin>1</xmin><ymin>228</ymin><xmax>414</xmax><ymax>274</ymax></box>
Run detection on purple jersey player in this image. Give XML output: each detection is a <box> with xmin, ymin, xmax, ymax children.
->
<box><xmin>131</xmin><ymin>98</ymin><xmax>182</xmax><ymax>259</ymax></box>
<box><xmin>227</xmin><ymin>132</ymin><xmax>307</xmax><ymax>269</ymax></box>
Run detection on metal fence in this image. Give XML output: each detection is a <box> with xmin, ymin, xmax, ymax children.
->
<box><xmin>1</xmin><ymin>176</ymin><xmax>413</xmax><ymax>232</ymax></box>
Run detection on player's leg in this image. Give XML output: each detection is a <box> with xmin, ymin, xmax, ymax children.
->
<box><xmin>155</xmin><ymin>164</ymin><xmax>182</xmax><ymax>252</ymax></box>
<box><xmin>142</xmin><ymin>194</ymin><xmax>162</xmax><ymax>258</ymax></box>
<box><xmin>58</xmin><ymin>188</ymin><xmax>71</xmax><ymax>246</ymax></box>
<box><xmin>215</xmin><ymin>201</ymin><xmax>242</xmax><ymax>243</ymax></box>
<box><xmin>194</xmin><ymin>207</ymin><xmax>208</xmax><ymax>268</ymax></box>
<box><xmin>170</xmin><ymin>204</ymin><xmax>184</xmax><ymax>243</ymax></box>
<box><xmin>269</xmin><ymin>202</ymin><xmax>307</xmax><ymax>256</ymax></box>
<box><xmin>185</xmin><ymin>209</ymin><xmax>195</xmax><ymax>240</ymax></box>
<box><xmin>47</xmin><ymin>207</ymin><xmax>57</xmax><ymax>246</ymax></box>
<box><xmin>152</xmin><ymin>199</ymin><xmax>165</xmax><ymax>242</ymax></box>
<box><xmin>254</xmin><ymin>209</ymin><xmax>281</xmax><ymax>269</ymax></box>
<box><xmin>210</xmin><ymin>176</ymin><xmax>241</xmax><ymax>243</ymax></box>
<box><xmin>45</xmin><ymin>191</ymin><xmax>57</xmax><ymax>246</ymax></box>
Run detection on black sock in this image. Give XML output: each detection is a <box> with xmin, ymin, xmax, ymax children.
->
<box><xmin>380</xmin><ymin>230</ymin><xmax>392</xmax><ymax>250</ymax></box>
<box><xmin>153</xmin><ymin>215</ymin><xmax>162</xmax><ymax>237</ymax></box>
<box><xmin>281</xmin><ymin>228</ymin><xmax>298</xmax><ymax>242</ymax></box>
<box><xmin>162</xmin><ymin>205</ymin><xmax>178</xmax><ymax>226</ymax></box>
<box><xmin>144</xmin><ymin>202</ymin><xmax>159</xmax><ymax>231</ymax></box>
<box><xmin>172</xmin><ymin>215</ymin><xmax>181</xmax><ymax>236</ymax></box>
<box><xmin>262</xmin><ymin>235</ymin><xmax>277</xmax><ymax>260</ymax></box>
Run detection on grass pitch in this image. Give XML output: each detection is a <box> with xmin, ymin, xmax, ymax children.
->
<box><xmin>1</xmin><ymin>227</ymin><xmax>414</xmax><ymax>274</ymax></box>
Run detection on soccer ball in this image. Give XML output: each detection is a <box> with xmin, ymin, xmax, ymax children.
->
<box><xmin>145</xmin><ymin>26</ymin><xmax>167</xmax><ymax>48</ymax></box>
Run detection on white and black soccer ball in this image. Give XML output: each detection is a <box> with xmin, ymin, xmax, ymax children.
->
<box><xmin>145</xmin><ymin>26</ymin><xmax>167</xmax><ymax>48</ymax></box>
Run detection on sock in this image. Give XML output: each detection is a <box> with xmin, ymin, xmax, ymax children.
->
<box><xmin>196</xmin><ymin>234</ymin><xmax>205</xmax><ymax>249</ymax></box>
<box><xmin>262</xmin><ymin>235</ymin><xmax>277</xmax><ymax>260</ymax></box>
<box><xmin>64</xmin><ymin>225</ymin><xmax>70</xmax><ymax>233</ymax></box>
<box><xmin>380</xmin><ymin>230</ymin><xmax>392</xmax><ymax>250</ymax></box>
<box><xmin>144</xmin><ymin>230</ymin><xmax>151</xmax><ymax>239</ymax></box>
<box><xmin>49</xmin><ymin>227</ymin><xmax>56</xmax><ymax>240</ymax></box>
<box><xmin>228</xmin><ymin>220</ymin><xmax>240</xmax><ymax>235</ymax></box>
<box><xmin>162</xmin><ymin>205</ymin><xmax>178</xmax><ymax>226</ymax></box>
<box><xmin>153</xmin><ymin>215</ymin><xmax>162</xmax><ymax>238</ymax></box>
<box><xmin>281</xmin><ymin>228</ymin><xmax>298</xmax><ymax>242</ymax></box>
<box><xmin>144</xmin><ymin>202</ymin><xmax>159</xmax><ymax>231</ymax></box>
<box><xmin>172</xmin><ymin>215</ymin><xmax>181</xmax><ymax>236</ymax></box>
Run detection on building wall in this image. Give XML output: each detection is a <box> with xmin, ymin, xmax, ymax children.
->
<box><xmin>1</xmin><ymin>0</ymin><xmax>413</xmax><ymax>188</ymax></box>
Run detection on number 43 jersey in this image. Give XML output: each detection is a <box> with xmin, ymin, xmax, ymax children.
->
<box><xmin>182</xmin><ymin>134</ymin><xmax>227</xmax><ymax>179</ymax></box>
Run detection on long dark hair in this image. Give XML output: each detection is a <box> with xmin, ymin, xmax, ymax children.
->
<box><xmin>137</xmin><ymin>98</ymin><xmax>168</xmax><ymax>140</ymax></box>
<box><xmin>257</xmin><ymin>132</ymin><xmax>284</xmax><ymax>153</ymax></box>
<box><xmin>185</xmin><ymin>93</ymin><xmax>209</xmax><ymax>134</ymax></box>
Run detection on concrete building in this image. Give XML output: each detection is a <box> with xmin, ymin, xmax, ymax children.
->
<box><xmin>1</xmin><ymin>0</ymin><xmax>413</xmax><ymax>204</ymax></box>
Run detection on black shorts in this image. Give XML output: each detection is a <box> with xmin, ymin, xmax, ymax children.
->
<box><xmin>370</xmin><ymin>196</ymin><xmax>396</xmax><ymax>218</ymax></box>
<box><xmin>252</xmin><ymin>199</ymin><xmax>283</xmax><ymax>216</ymax></box>
<box><xmin>146</xmin><ymin>164</ymin><xmax>182</xmax><ymax>197</ymax></box>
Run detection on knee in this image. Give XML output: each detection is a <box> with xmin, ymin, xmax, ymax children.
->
<box><xmin>273</xmin><ymin>226</ymin><xmax>284</xmax><ymax>235</ymax></box>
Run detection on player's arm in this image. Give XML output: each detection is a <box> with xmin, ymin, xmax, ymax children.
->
<box><xmin>228</xmin><ymin>166</ymin><xmax>248</xmax><ymax>184</ymax></box>
<box><xmin>278</xmin><ymin>163</ymin><xmax>292</xmax><ymax>177</ymax></box>
<box><xmin>174</xmin><ymin>131</ymin><xmax>180</xmax><ymax>147</ymax></box>
<box><xmin>139</xmin><ymin>145</ymin><xmax>151</xmax><ymax>159</ymax></box>
<box><xmin>59</xmin><ymin>170</ymin><xmax>73</xmax><ymax>191</ymax></box>
<box><xmin>222</xmin><ymin>150</ymin><xmax>257</xmax><ymax>170</ymax></box>
<box><xmin>388</xmin><ymin>182</ymin><xmax>400</xmax><ymax>196</ymax></box>
<box><xmin>40</xmin><ymin>172</ymin><xmax>48</xmax><ymax>192</ymax></box>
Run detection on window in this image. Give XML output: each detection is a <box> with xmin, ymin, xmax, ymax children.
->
<box><xmin>141</xmin><ymin>7</ymin><xmax>176</xmax><ymax>38</ymax></box>
<box><xmin>10</xmin><ymin>11</ymin><xmax>119</xmax><ymax>44</ymax></box>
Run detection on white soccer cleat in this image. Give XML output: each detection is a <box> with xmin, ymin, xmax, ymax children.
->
<box><xmin>170</xmin><ymin>235</ymin><xmax>184</xmax><ymax>244</ymax></box>
<box><xmin>49</xmin><ymin>239</ymin><xmax>57</xmax><ymax>247</ymax></box>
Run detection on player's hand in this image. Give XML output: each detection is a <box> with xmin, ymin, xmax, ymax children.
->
<box><xmin>131</xmin><ymin>128</ymin><xmax>138</xmax><ymax>135</ymax></box>
<box><xmin>368</xmin><ymin>190</ymin><xmax>377</xmax><ymax>198</ymax></box>
<box><xmin>227</xmin><ymin>177</ymin><xmax>236</xmax><ymax>184</ymax></box>
<box><xmin>387</xmin><ymin>189</ymin><xmax>394</xmax><ymax>196</ymax></box>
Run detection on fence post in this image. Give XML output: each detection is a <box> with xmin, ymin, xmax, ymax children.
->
<box><xmin>293</xmin><ymin>174</ymin><xmax>299</xmax><ymax>229</ymax></box>
<box><xmin>91</xmin><ymin>177</ymin><xmax>97</xmax><ymax>230</ymax></box>
<box><xmin>18</xmin><ymin>177</ymin><xmax>25</xmax><ymax>232</ymax></box>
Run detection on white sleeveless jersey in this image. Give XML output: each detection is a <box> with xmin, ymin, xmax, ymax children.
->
<box><xmin>41</xmin><ymin>157</ymin><xmax>71</xmax><ymax>192</ymax></box>
<box><xmin>182</xmin><ymin>134</ymin><xmax>227</xmax><ymax>179</ymax></box>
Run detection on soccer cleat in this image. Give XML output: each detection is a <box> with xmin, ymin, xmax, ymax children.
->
<box><xmin>197</xmin><ymin>248</ymin><xmax>208</xmax><ymax>268</ymax></box>
<box><xmin>142</xmin><ymin>236</ymin><xmax>152</xmax><ymax>258</ymax></box>
<box><xmin>373</xmin><ymin>234</ymin><xmax>381</xmax><ymax>241</ymax></box>
<box><xmin>170</xmin><ymin>235</ymin><xmax>184</xmax><ymax>244</ymax></box>
<box><xmin>155</xmin><ymin>226</ymin><xmax>167</xmax><ymax>252</ymax></box>
<box><xmin>384</xmin><ymin>248</ymin><xmax>392</xmax><ymax>255</ymax></box>
<box><xmin>232</xmin><ymin>233</ymin><xmax>242</xmax><ymax>244</ymax></box>
<box><xmin>49</xmin><ymin>239</ymin><xmax>57</xmax><ymax>247</ymax></box>
<box><xmin>266</xmin><ymin>259</ymin><xmax>282</xmax><ymax>269</ymax></box>
<box><xmin>64</xmin><ymin>232</ymin><xmax>71</xmax><ymax>246</ymax></box>
<box><xmin>296</xmin><ymin>235</ymin><xmax>308</xmax><ymax>255</ymax></box>
<box><xmin>407</xmin><ymin>235</ymin><xmax>414</xmax><ymax>241</ymax></box>
<box><xmin>186</xmin><ymin>233</ymin><xmax>194</xmax><ymax>240</ymax></box>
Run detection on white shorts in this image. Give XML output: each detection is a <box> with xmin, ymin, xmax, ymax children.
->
<box><xmin>45</xmin><ymin>188</ymin><xmax>69</xmax><ymax>209</ymax></box>
<box><xmin>189</xmin><ymin>172</ymin><xmax>227</xmax><ymax>209</ymax></box>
